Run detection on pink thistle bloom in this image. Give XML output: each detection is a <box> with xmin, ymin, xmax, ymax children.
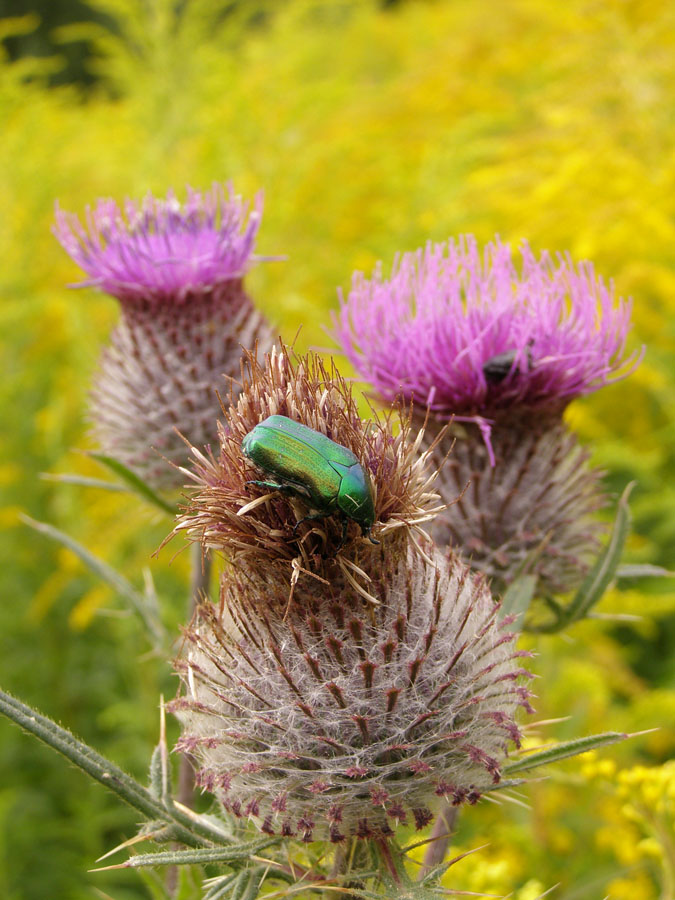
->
<box><xmin>53</xmin><ymin>183</ymin><xmax>273</xmax><ymax>490</ymax></box>
<box><xmin>336</xmin><ymin>237</ymin><xmax>642</xmax><ymax>608</ymax></box>
<box><xmin>53</xmin><ymin>183</ymin><xmax>261</xmax><ymax>307</ymax></box>
<box><xmin>335</xmin><ymin>236</ymin><xmax>642</xmax><ymax>422</ymax></box>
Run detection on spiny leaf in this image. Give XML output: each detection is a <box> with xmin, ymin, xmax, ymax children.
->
<box><xmin>0</xmin><ymin>689</ymin><xmax>231</xmax><ymax>847</ymax></box>
<box><xmin>0</xmin><ymin>689</ymin><xmax>199</xmax><ymax>846</ymax></box>
<box><xmin>500</xmin><ymin>574</ymin><xmax>537</xmax><ymax>630</ymax></box>
<box><xmin>40</xmin><ymin>472</ymin><xmax>127</xmax><ymax>492</ymax></box>
<box><xmin>96</xmin><ymin>838</ymin><xmax>278</xmax><ymax>870</ymax></box>
<box><xmin>616</xmin><ymin>563</ymin><xmax>674</xmax><ymax>578</ymax></box>
<box><xmin>504</xmin><ymin>731</ymin><xmax>627</xmax><ymax>775</ymax></box>
<box><xmin>532</xmin><ymin>483</ymin><xmax>634</xmax><ymax>633</ymax></box>
<box><xmin>90</xmin><ymin>452</ymin><xmax>177</xmax><ymax>515</ymax></box>
<box><xmin>21</xmin><ymin>514</ymin><xmax>166</xmax><ymax>647</ymax></box>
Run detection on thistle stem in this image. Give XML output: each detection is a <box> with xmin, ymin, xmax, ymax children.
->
<box><xmin>189</xmin><ymin>542</ymin><xmax>212</xmax><ymax>619</ymax></box>
<box><xmin>418</xmin><ymin>803</ymin><xmax>459</xmax><ymax>878</ymax></box>
<box><xmin>375</xmin><ymin>837</ymin><xmax>404</xmax><ymax>886</ymax></box>
<box><xmin>323</xmin><ymin>839</ymin><xmax>363</xmax><ymax>900</ymax></box>
<box><xmin>177</xmin><ymin>543</ymin><xmax>212</xmax><ymax>810</ymax></box>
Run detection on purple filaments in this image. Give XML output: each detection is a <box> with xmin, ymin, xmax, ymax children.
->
<box><xmin>335</xmin><ymin>236</ymin><xmax>643</xmax><ymax>418</ymax></box>
<box><xmin>53</xmin><ymin>183</ymin><xmax>262</xmax><ymax>306</ymax></box>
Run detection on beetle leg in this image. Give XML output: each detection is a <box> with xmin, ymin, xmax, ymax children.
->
<box><xmin>245</xmin><ymin>479</ymin><xmax>297</xmax><ymax>495</ymax></box>
<box><xmin>363</xmin><ymin>526</ymin><xmax>381</xmax><ymax>546</ymax></box>
<box><xmin>292</xmin><ymin>511</ymin><xmax>330</xmax><ymax>535</ymax></box>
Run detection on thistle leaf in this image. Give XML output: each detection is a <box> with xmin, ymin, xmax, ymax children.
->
<box><xmin>21</xmin><ymin>515</ymin><xmax>166</xmax><ymax>647</ymax></box>
<box><xmin>616</xmin><ymin>563</ymin><xmax>675</xmax><ymax>579</ymax></box>
<box><xmin>101</xmin><ymin>838</ymin><xmax>278</xmax><ymax>870</ymax></box>
<box><xmin>504</xmin><ymin>731</ymin><xmax>627</xmax><ymax>775</ymax></box>
<box><xmin>90</xmin><ymin>452</ymin><xmax>177</xmax><ymax>515</ymax></box>
<box><xmin>532</xmin><ymin>482</ymin><xmax>634</xmax><ymax>633</ymax></box>
<box><xmin>0</xmin><ymin>689</ymin><xmax>199</xmax><ymax>847</ymax></box>
<box><xmin>40</xmin><ymin>472</ymin><xmax>127</xmax><ymax>492</ymax></box>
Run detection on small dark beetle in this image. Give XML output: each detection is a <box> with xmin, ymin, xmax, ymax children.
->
<box><xmin>483</xmin><ymin>340</ymin><xmax>534</xmax><ymax>384</ymax></box>
<box><xmin>241</xmin><ymin>414</ymin><xmax>379</xmax><ymax>547</ymax></box>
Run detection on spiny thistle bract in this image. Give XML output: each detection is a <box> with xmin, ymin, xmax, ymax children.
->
<box><xmin>334</xmin><ymin>236</ymin><xmax>641</xmax><ymax>605</ymax></box>
<box><xmin>433</xmin><ymin>412</ymin><xmax>607</xmax><ymax>601</ymax></box>
<box><xmin>170</xmin><ymin>548</ymin><xmax>532</xmax><ymax>842</ymax></box>
<box><xmin>54</xmin><ymin>183</ymin><xmax>274</xmax><ymax>491</ymax></box>
<box><xmin>170</xmin><ymin>344</ymin><xmax>531</xmax><ymax>841</ymax></box>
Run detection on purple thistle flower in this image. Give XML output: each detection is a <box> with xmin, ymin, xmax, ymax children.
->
<box><xmin>54</xmin><ymin>183</ymin><xmax>273</xmax><ymax>490</ymax></box>
<box><xmin>334</xmin><ymin>237</ymin><xmax>642</xmax><ymax>612</ymax></box>
<box><xmin>53</xmin><ymin>183</ymin><xmax>261</xmax><ymax>307</ymax></box>
<box><xmin>335</xmin><ymin>235</ymin><xmax>642</xmax><ymax>425</ymax></box>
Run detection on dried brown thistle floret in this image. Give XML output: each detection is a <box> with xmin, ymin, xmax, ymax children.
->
<box><xmin>172</xmin><ymin>343</ymin><xmax>444</xmax><ymax>594</ymax></box>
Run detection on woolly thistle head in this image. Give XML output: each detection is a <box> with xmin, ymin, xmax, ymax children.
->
<box><xmin>54</xmin><ymin>184</ymin><xmax>274</xmax><ymax>490</ymax></box>
<box><xmin>170</xmin><ymin>545</ymin><xmax>532</xmax><ymax>842</ymax></box>
<box><xmin>334</xmin><ymin>235</ymin><xmax>641</xmax><ymax>426</ymax></box>
<box><xmin>173</xmin><ymin>343</ymin><xmax>443</xmax><ymax>595</ymax></box>
<box><xmin>430</xmin><ymin>417</ymin><xmax>607</xmax><ymax>608</ymax></box>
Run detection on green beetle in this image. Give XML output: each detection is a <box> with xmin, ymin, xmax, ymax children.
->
<box><xmin>241</xmin><ymin>414</ymin><xmax>379</xmax><ymax>547</ymax></box>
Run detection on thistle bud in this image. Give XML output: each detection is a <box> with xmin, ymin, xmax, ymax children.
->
<box><xmin>334</xmin><ymin>236</ymin><xmax>642</xmax><ymax>603</ymax></box>
<box><xmin>54</xmin><ymin>184</ymin><xmax>273</xmax><ymax>490</ymax></box>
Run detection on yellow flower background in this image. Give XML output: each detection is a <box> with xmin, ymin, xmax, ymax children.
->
<box><xmin>0</xmin><ymin>1</ymin><xmax>674</xmax><ymax>897</ymax></box>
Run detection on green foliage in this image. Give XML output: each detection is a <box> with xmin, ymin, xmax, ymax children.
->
<box><xmin>1</xmin><ymin>0</ymin><xmax>674</xmax><ymax>897</ymax></box>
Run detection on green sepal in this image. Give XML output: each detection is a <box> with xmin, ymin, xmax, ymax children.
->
<box><xmin>113</xmin><ymin>838</ymin><xmax>279</xmax><ymax>869</ymax></box>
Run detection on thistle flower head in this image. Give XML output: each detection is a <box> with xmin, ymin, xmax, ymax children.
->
<box><xmin>335</xmin><ymin>236</ymin><xmax>641</xmax><ymax>421</ymax></box>
<box><xmin>53</xmin><ymin>183</ymin><xmax>261</xmax><ymax>307</ymax></box>
<box><xmin>171</xmin><ymin>547</ymin><xmax>532</xmax><ymax>842</ymax></box>
<box><xmin>54</xmin><ymin>183</ymin><xmax>273</xmax><ymax>491</ymax></box>
<box><xmin>174</xmin><ymin>343</ymin><xmax>442</xmax><ymax>590</ymax></box>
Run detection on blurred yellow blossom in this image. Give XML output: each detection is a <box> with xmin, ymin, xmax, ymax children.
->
<box><xmin>1</xmin><ymin>0</ymin><xmax>674</xmax><ymax>895</ymax></box>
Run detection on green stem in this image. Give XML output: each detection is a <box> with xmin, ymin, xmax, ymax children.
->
<box><xmin>418</xmin><ymin>804</ymin><xmax>459</xmax><ymax>879</ymax></box>
<box><xmin>177</xmin><ymin>544</ymin><xmax>212</xmax><ymax>812</ymax></box>
<box><xmin>0</xmin><ymin>689</ymin><xmax>202</xmax><ymax>847</ymax></box>
<box><xmin>375</xmin><ymin>837</ymin><xmax>405</xmax><ymax>886</ymax></box>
